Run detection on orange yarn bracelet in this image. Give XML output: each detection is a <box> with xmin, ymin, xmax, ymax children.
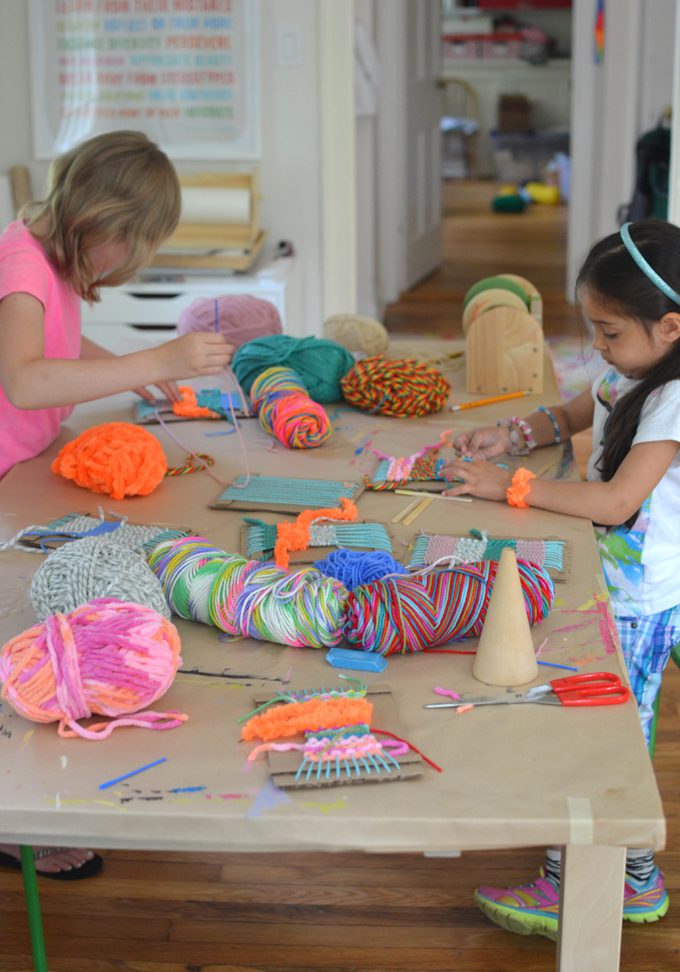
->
<box><xmin>506</xmin><ymin>468</ymin><xmax>536</xmax><ymax>508</ymax></box>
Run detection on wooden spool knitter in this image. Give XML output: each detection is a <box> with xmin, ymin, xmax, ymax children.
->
<box><xmin>472</xmin><ymin>547</ymin><xmax>539</xmax><ymax>687</ymax></box>
<box><xmin>463</xmin><ymin>273</ymin><xmax>544</xmax><ymax>395</ymax></box>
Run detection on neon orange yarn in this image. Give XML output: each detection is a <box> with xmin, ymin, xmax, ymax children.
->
<box><xmin>506</xmin><ymin>468</ymin><xmax>536</xmax><ymax>508</ymax></box>
<box><xmin>51</xmin><ymin>422</ymin><xmax>167</xmax><ymax>500</ymax></box>
<box><xmin>172</xmin><ymin>385</ymin><xmax>221</xmax><ymax>419</ymax></box>
<box><xmin>274</xmin><ymin>498</ymin><xmax>358</xmax><ymax>569</ymax></box>
<box><xmin>240</xmin><ymin>695</ymin><xmax>373</xmax><ymax>741</ymax></box>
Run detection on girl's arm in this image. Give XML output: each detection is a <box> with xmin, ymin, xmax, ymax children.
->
<box><xmin>448</xmin><ymin>390</ymin><xmax>595</xmax><ymax>461</ymax></box>
<box><xmin>443</xmin><ymin>439</ymin><xmax>679</xmax><ymax>526</ymax></box>
<box><xmin>79</xmin><ymin>336</ymin><xmax>181</xmax><ymax>403</ymax></box>
<box><xmin>0</xmin><ymin>292</ymin><xmax>232</xmax><ymax>409</ymax></box>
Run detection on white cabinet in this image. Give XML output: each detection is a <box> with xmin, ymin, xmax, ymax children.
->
<box><xmin>441</xmin><ymin>60</ymin><xmax>571</xmax><ymax>177</ymax></box>
<box><xmin>81</xmin><ymin>253</ymin><xmax>303</xmax><ymax>339</ymax></box>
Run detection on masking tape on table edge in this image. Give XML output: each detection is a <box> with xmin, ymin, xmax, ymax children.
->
<box><xmin>567</xmin><ymin>796</ymin><xmax>594</xmax><ymax>844</ymax></box>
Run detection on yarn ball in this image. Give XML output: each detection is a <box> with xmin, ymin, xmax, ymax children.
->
<box><xmin>232</xmin><ymin>335</ymin><xmax>354</xmax><ymax>403</ymax></box>
<box><xmin>250</xmin><ymin>366</ymin><xmax>331</xmax><ymax>449</ymax></box>
<box><xmin>52</xmin><ymin>422</ymin><xmax>167</xmax><ymax>500</ymax></box>
<box><xmin>177</xmin><ymin>294</ymin><xmax>282</xmax><ymax>348</ymax></box>
<box><xmin>147</xmin><ymin>536</ymin><xmax>349</xmax><ymax>649</ymax></box>
<box><xmin>0</xmin><ymin>598</ymin><xmax>186</xmax><ymax>739</ymax></box>
<box><xmin>340</xmin><ymin>356</ymin><xmax>450</xmax><ymax>417</ymax></box>
<box><xmin>30</xmin><ymin>537</ymin><xmax>171</xmax><ymax>621</ymax></box>
<box><xmin>491</xmin><ymin>193</ymin><xmax>527</xmax><ymax>214</ymax></box>
<box><xmin>344</xmin><ymin>559</ymin><xmax>554</xmax><ymax>655</ymax></box>
<box><xmin>323</xmin><ymin>313</ymin><xmax>389</xmax><ymax>356</ymax></box>
<box><xmin>313</xmin><ymin>549</ymin><xmax>408</xmax><ymax>590</ymax></box>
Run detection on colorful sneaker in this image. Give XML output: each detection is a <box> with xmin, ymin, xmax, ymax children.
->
<box><xmin>623</xmin><ymin>867</ymin><xmax>669</xmax><ymax>924</ymax></box>
<box><xmin>473</xmin><ymin>874</ymin><xmax>560</xmax><ymax>940</ymax></box>
<box><xmin>474</xmin><ymin>866</ymin><xmax>669</xmax><ymax>939</ymax></box>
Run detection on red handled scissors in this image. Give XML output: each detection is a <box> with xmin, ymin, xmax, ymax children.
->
<box><xmin>424</xmin><ymin>672</ymin><xmax>630</xmax><ymax>709</ymax></box>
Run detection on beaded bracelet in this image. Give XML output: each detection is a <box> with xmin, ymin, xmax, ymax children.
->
<box><xmin>496</xmin><ymin>417</ymin><xmax>538</xmax><ymax>456</ymax></box>
<box><xmin>537</xmin><ymin>405</ymin><xmax>562</xmax><ymax>445</ymax></box>
<box><xmin>506</xmin><ymin>468</ymin><xmax>536</xmax><ymax>508</ymax></box>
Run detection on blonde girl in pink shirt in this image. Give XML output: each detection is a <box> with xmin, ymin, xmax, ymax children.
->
<box><xmin>0</xmin><ymin>130</ymin><xmax>233</xmax><ymax>877</ymax></box>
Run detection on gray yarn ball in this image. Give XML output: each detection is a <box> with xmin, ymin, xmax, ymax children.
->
<box><xmin>30</xmin><ymin>537</ymin><xmax>171</xmax><ymax>621</ymax></box>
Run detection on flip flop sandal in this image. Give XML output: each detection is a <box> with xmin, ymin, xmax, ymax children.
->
<box><xmin>0</xmin><ymin>848</ymin><xmax>103</xmax><ymax>881</ymax></box>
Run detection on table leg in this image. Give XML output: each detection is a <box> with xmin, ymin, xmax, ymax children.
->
<box><xmin>19</xmin><ymin>845</ymin><xmax>49</xmax><ymax>972</ymax></box>
<box><xmin>557</xmin><ymin>843</ymin><xmax>625</xmax><ymax>972</ymax></box>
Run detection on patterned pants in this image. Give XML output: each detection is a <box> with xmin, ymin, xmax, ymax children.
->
<box><xmin>616</xmin><ymin>606</ymin><xmax>680</xmax><ymax>749</ymax></box>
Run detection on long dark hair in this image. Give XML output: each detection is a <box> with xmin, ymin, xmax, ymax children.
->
<box><xmin>576</xmin><ymin>219</ymin><xmax>680</xmax><ymax>528</ymax></box>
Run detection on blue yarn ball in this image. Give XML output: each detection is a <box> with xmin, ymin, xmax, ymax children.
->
<box><xmin>232</xmin><ymin>335</ymin><xmax>354</xmax><ymax>403</ymax></box>
<box><xmin>314</xmin><ymin>549</ymin><xmax>408</xmax><ymax>590</ymax></box>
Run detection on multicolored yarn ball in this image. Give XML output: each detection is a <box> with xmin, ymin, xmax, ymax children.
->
<box><xmin>250</xmin><ymin>366</ymin><xmax>332</xmax><ymax>449</ymax></box>
<box><xmin>177</xmin><ymin>294</ymin><xmax>282</xmax><ymax>348</ymax></box>
<box><xmin>30</xmin><ymin>537</ymin><xmax>171</xmax><ymax>621</ymax></box>
<box><xmin>51</xmin><ymin>422</ymin><xmax>167</xmax><ymax>500</ymax></box>
<box><xmin>344</xmin><ymin>559</ymin><xmax>554</xmax><ymax>655</ymax></box>
<box><xmin>232</xmin><ymin>335</ymin><xmax>354</xmax><ymax>403</ymax></box>
<box><xmin>147</xmin><ymin>536</ymin><xmax>349</xmax><ymax>649</ymax></box>
<box><xmin>0</xmin><ymin>598</ymin><xmax>186</xmax><ymax>739</ymax></box>
<box><xmin>313</xmin><ymin>549</ymin><xmax>408</xmax><ymax>590</ymax></box>
<box><xmin>340</xmin><ymin>356</ymin><xmax>450</xmax><ymax>417</ymax></box>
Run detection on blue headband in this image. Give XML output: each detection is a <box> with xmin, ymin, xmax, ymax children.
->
<box><xmin>620</xmin><ymin>222</ymin><xmax>680</xmax><ymax>305</ymax></box>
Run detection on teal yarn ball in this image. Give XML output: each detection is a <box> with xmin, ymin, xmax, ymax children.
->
<box><xmin>232</xmin><ymin>335</ymin><xmax>354</xmax><ymax>403</ymax></box>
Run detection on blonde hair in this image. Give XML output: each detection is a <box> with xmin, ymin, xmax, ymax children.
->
<box><xmin>23</xmin><ymin>131</ymin><xmax>181</xmax><ymax>302</ymax></box>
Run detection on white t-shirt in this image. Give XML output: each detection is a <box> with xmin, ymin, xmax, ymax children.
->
<box><xmin>587</xmin><ymin>367</ymin><xmax>680</xmax><ymax>615</ymax></box>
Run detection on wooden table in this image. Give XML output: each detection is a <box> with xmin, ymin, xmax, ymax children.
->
<box><xmin>0</xmin><ymin>346</ymin><xmax>664</xmax><ymax>972</ymax></box>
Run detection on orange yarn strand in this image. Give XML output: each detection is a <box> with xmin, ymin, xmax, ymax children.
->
<box><xmin>171</xmin><ymin>385</ymin><xmax>221</xmax><ymax>419</ymax></box>
<box><xmin>274</xmin><ymin>498</ymin><xmax>358</xmax><ymax>569</ymax></box>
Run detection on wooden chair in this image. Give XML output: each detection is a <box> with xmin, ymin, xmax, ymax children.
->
<box><xmin>439</xmin><ymin>77</ymin><xmax>481</xmax><ymax>179</ymax></box>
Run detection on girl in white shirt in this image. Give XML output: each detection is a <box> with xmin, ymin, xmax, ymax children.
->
<box><xmin>441</xmin><ymin>218</ymin><xmax>680</xmax><ymax>939</ymax></box>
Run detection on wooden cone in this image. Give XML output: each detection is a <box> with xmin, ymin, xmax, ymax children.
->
<box><xmin>472</xmin><ymin>547</ymin><xmax>538</xmax><ymax>687</ymax></box>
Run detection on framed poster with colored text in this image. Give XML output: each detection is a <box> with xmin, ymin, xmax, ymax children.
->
<box><xmin>29</xmin><ymin>0</ymin><xmax>261</xmax><ymax>160</ymax></box>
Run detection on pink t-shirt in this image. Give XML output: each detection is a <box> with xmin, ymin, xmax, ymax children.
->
<box><xmin>0</xmin><ymin>221</ymin><xmax>81</xmax><ymax>478</ymax></box>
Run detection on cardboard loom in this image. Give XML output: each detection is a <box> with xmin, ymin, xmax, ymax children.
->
<box><xmin>211</xmin><ymin>476</ymin><xmax>365</xmax><ymax>515</ymax></box>
<box><xmin>239</xmin><ymin>519</ymin><xmax>394</xmax><ymax>564</ymax></box>
<box><xmin>407</xmin><ymin>531</ymin><xmax>571</xmax><ymax>583</ymax></box>
<box><xmin>133</xmin><ymin>390</ymin><xmax>252</xmax><ymax>425</ymax></box>
<box><xmin>251</xmin><ymin>684</ymin><xmax>423</xmax><ymax>790</ymax></box>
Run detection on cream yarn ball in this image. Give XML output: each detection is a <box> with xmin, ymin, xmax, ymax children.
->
<box><xmin>323</xmin><ymin>314</ymin><xmax>389</xmax><ymax>356</ymax></box>
<box><xmin>30</xmin><ymin>537</ymin><xmax>171</xmax><ymax>621</ymax></box>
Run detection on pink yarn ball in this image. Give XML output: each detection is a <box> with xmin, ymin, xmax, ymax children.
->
<box><xmin>177</xmin><ymin>294</ymin><xmax>283</xmax><ymax>348</ymax></box>
<box><xmin>0</xmin><ymin>598</ymin><xmax>187</xmax><ymax>740</ymax></box>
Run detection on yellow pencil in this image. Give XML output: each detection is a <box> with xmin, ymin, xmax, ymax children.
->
<box><xmin>449</xmin><ymin>390</ymin><xmax>528</xmax><ymax>412</ymax></box>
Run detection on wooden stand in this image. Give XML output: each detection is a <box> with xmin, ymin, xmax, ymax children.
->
<box><xmin>151</xmin><ymin>170</ymin><xmax>266</xmax><ymax>272</ymax></box>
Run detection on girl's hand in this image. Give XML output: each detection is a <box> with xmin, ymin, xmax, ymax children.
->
<box><xmin>441</xmin><ymin>458</ymin><xmax>513</xmax><ymax>502</ymax></box>
<box><xmin>453</xmin><ymin>425</ymin><xmax>511</xmax><ymax>459</ymax></box>
<box><xmin>133</xmin><ymin>380</ymin><xmax>182</xmax><ymax>404</ymax></box>
<box><xmin>154</xmin><ymin>332</ymin><xmax>235</xmax><ymax>380</ymax></box>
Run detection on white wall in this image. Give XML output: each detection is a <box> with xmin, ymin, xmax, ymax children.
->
<box><xmin>0</xmin><ymin>0</ymin><xmax>327</xmax><ymax>334</ymax></box>
<box><xmin>567</xmin><ymin>0</ymin><xmax>677</xmax><ymax>296</ymax></box>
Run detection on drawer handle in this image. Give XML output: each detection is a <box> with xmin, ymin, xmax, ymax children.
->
<box><xmin>127</xmin><ymin>292</ymin><xmax>182</xmax><ymax>300</ymax></box>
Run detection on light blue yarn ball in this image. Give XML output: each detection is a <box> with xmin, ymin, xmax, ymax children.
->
<box><xmin>232</xmin><ymin>335</ymin><xmax>354</xmax><ymax>403</ymax></box>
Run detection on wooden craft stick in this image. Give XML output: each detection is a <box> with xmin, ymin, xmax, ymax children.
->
<box><xmin>402</xmin><ymin>496</ymin><xmax>433</xmax><ymax>526</ymax></box>
<box><xmin>394</xmin><ymin>488</ymin><xmax>473</xmax><ymax>504</ymax></box>
<box><xmin>391</xmin><ymin>498</ymin><xmax>421</xmax><ymax>524</ymax></box>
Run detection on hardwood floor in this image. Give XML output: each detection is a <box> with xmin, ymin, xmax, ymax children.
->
<box><xmin>1</xmin><ymin>182</ymin><xmax>679</xmax><ymax>972</ymax></box>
